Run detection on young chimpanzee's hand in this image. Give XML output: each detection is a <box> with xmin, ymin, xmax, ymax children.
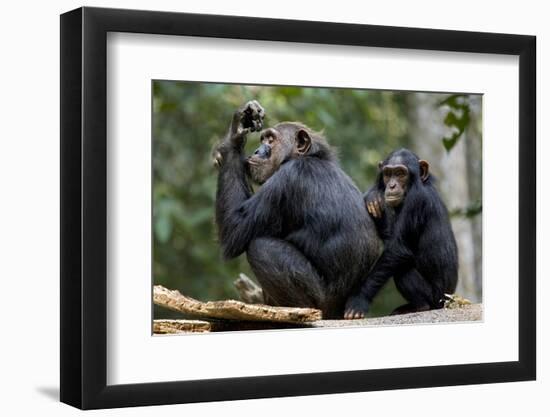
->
<box><xmin>344</xmin><ymin>294</ymin><xmax>370</xmax><ymax>319</ymax></box>
<box><xmin>365</xmin><ymin>188</ymin><xmax>385</xmax><ymax>219</ymax></box>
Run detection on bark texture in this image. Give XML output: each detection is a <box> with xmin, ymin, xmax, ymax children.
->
<box><xmin>154</xmin><ymin>285</ymin><xmax>322</xmax><ymax>323</ymax></box>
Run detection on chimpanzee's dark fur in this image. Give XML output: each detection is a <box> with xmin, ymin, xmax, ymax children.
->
<box><xmin>346</xmin><ymin>148</ymin><xmax>458</xmax><ymax>316</ymax></box>
<box><xmin>215</xmin><ymin>103</ymin><xmax>381</xmax><ymax>319</ymax></box>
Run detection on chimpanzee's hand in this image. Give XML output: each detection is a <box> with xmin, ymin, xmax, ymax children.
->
<box><xmin>230</xmin><ymin>100</ymin><xmax>266</xmax><ymax>144</ymax></box>
<box><xmin>344</xmin><ymin>294</ymin><xmax>370</xmax><ymax>319</ymax></box>
<box><xmin>213</xmin><ymin>100</ymin><xmax>266</xmax><ymax>168</ymax></box>
<box><xmin>365</xmin><ymin>189</ymin><xmax>385</xmax><ymax>219</ymax></box>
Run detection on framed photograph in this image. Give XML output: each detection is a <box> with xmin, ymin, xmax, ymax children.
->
<box><xmin>60</xmin><ymin>6</ymin><xmax>536</xmax><ymax>410</ymax></box>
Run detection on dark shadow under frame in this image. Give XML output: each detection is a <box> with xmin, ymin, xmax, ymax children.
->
<box><xmin>60</xmin><ymin>6</ymin><xmax>536</xmax><ymax>410</ymax></box>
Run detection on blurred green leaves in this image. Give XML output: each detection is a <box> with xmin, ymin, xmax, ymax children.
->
<box><xmin>440</xmin><ymin>94</ymin><xmax>471</xmax><ymax>152</ymax></box>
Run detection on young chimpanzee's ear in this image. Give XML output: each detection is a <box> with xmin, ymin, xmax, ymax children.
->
<box><xmin>378</xmin><ymin>161</ymin><xmax>384</xmax><ymax>171</ymax></box>
<box><xmin>296</xmin><ymin>129</ymin><xmax>312</xmax><ymax>155</ymax></box>
<box><xmin>419</xmin><ymin>159</ymin><xmax>430</xmax><ymax>182</ymax></box>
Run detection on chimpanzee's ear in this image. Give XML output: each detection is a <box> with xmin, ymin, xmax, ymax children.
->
<box><xmin>296</xmin><ymin>129</ymin><xmax>312</xmax><ymax>155</ymax></box>
<box><xmin>419</xmin><ymin>159</ymin><xmax>430</xmax><ymax>182</ymax></box>
<box><xmin>378</xmin><ymin>161</ymin><xmax>384</xmax><ymax>171</ymax></box>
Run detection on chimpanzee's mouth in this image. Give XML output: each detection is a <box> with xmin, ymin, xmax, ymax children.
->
<box><xmin>247</xmin><ymin>156</ymin><xmax>264</xmax><ymax>166</ymax></box>
<box><xmin>385</xmin><ymin>194</ymin><xmax>403</xmax><ymax>204</ymax></box>
<box><xmin>385</xmin><ymin>194</ymin><xmax>401</xmax><ymax>200</ymax></box>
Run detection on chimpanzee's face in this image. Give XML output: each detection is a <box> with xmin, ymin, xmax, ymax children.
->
<box><xmin>378</xmin><ymin>152</ymin><xmax>430</xmax><ymax>207</ymax></box>
<box><xmin>381</xmin><ymin>160</ymin><xmax>410</xmax><ymax>207</ymax></box>
<box><xmin>247</xmin><ymin>123</ymin><xmax>310</xmax><ymax>185</ymax></box>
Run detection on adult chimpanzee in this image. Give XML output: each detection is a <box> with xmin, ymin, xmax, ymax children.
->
<box><xmin>213</xmin><ymin>100</ymin><xmax>381</xmax><ymax>319</ymax></box>
<box><xmin>344</xmin><ymin>148</ymin><xmax>458</xmax><ymax>319</ymax></box>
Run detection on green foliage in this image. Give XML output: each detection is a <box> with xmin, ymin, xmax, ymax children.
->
<box><xmin>440</xmin><ymin>94</ymin><xmax>471</xmax><ymax>152</ymax></box>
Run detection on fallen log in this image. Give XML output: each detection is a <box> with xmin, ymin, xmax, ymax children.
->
<box><xmin>153</xmin><ymin>319</ymin><xmax>211</xmax><ymax>334</ymax></box>
<box><xmin>153</xmin><ymin>285</ymin><xmax>322</xmax><ymax>323</ymax></box>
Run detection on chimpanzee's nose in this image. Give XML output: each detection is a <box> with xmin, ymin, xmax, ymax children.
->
<box><xmin>389</xmin><ymin>183</ymin><xmax>396</xmax><ymax>190</ymax></box>
<box><xmin>254</xmin><ymin>143</ymin><xmax>271</xmax><ymax>159</ymax></box>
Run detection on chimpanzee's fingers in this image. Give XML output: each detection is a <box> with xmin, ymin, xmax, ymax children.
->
<box><xmin>345</xmin><ymin>309</ymin><xmax>354</xmax><ymax>320</ymax></box>
<box><xmin>367</xmin><ymin>202</ymin><xmax>373</xmax><ymax>215</ymax></box>
<box><xmin>250</xmin><ymin>100</ymin><xmax>265</xmax><ymax>117</ymax></box>
<box><xmin>212</xmin><ymin>151</ymin><xmax>223</xmax><ymax>168</ymax></box>
<box><xmin>373</xmin><ymin>201</ymin><xmax>381</xmax><ymax>218</ymax></box>
<box><xmin>251</xmin><ymin>119</ymin><xmax>262</xmax><ymax>132</ymax></box>
<box><xmin>369</xmin><ymin>201</ymin><xmax>377</xmax><ymax>218</ymax></box>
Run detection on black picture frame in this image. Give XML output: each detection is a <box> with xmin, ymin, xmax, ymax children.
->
<box><xmin>60</xmin><ymin>6</ymin><xmax>536</xmax><ymax>410</ymax></box>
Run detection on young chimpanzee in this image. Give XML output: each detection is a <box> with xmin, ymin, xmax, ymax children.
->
<box><xmin>213</xmin><ymin>100</ymin><xmax>381</xmax><ymax>319</ymax></box>
<box><xmin>344</xmin><ymin>148</ymin><xmax>458</xmax><ymax>318</ymax></box>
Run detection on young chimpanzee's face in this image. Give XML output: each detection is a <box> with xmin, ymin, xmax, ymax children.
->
<box><xmin>247</xmin><ymin>123</ymin><xmax>311</xmax><ymax>185</ymax></box>
<box><xmin>381</xmin><ymin>161</ymin><xmax>410</xmax><ymax>207</ymax></box>
<box><xmin>378</xmin><ymin>151</ymin><xmax>430</xmax><ymax>208</ymax></box>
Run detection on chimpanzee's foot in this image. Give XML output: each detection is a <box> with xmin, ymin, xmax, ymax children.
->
<box><xmin>390</xmin><ymin>303</ymin><xmax>430</xmax><ymax>315</ymax></box>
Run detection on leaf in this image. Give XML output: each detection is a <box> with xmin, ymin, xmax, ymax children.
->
<box><xmin>439</xmin><ymin>94</ymin><xmax>471</xmax><ymax>152</ymax></box>
<box><xmin>443</xmin><ymin>135</ymin><xmax>459</xmax><ymax>152</ymax></box>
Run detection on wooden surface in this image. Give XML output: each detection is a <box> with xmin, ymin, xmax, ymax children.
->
<box><xmin>153</xmin><ymin>319</ymin><xmax>212</xmax><ymax>334</ymax></box>
<box><xmin>153</xmin><ymin>285</ymin><xmax>322</xmax><ymax>323</ymax></box>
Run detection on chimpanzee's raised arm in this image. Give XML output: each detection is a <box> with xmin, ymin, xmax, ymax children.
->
<box><xmin>214</xmin><ymin>100</ymin><xmax>283</xmax><ymax>259</ymax></box>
